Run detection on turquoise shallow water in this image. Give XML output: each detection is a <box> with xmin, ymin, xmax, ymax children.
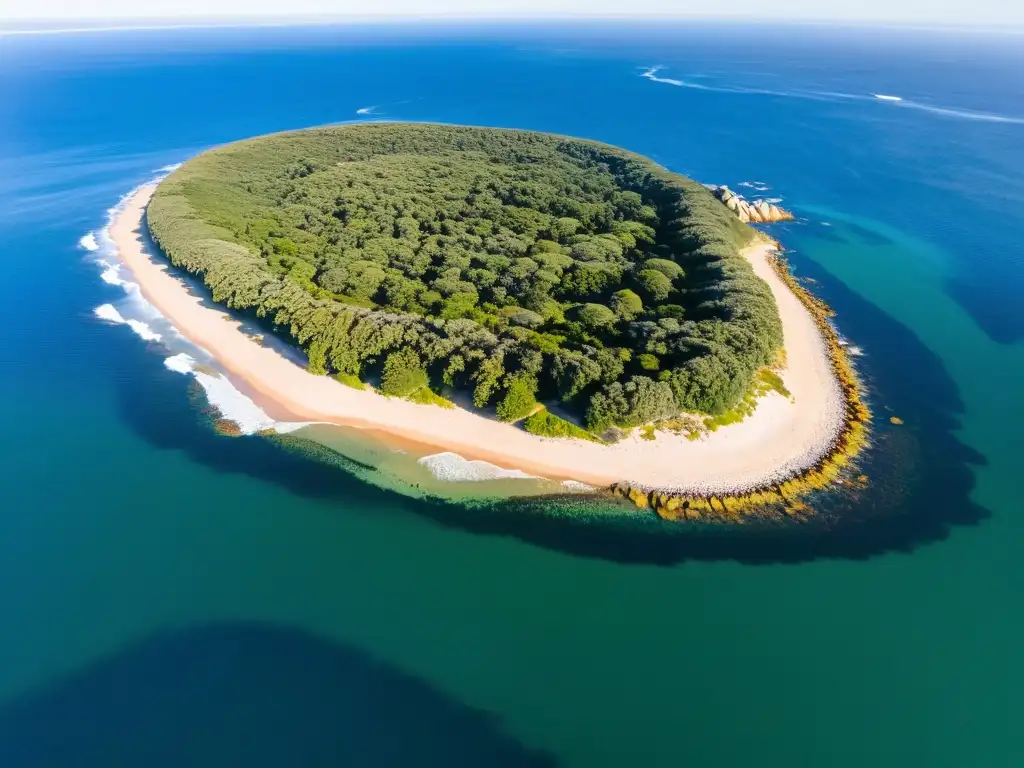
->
<box><xmin>1</xmin><ymin>22</ymin><xmax>1022</xmax><ymax>766</ymax></box>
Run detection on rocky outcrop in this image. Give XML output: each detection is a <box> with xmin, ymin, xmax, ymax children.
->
<box><xmin>707</xmin><ymin>185</ymin><xmax>794</xmax><ymax>224</ymax></box>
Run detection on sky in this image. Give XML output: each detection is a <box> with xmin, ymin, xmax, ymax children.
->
<box><xmin>0</xmin><ymin>0</ymin><xmax>1020</xmax><ymax>28</ymax></box>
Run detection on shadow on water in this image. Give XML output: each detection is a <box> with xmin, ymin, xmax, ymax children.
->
<box><xmin>0</xmin><ymin>622</ymin><xmax>557</xmax><ymax>768</ymax></box>
<box><xmin>947</xmin><ymin>277</ymin><xmax>1024</xmax><ymax>346</ymax></box>
<box><xmin>412</xmin><ymin>253</ymin><xmax>991</xmax><ymax>565</ymax></box>
<box><xmin>111</xmin><ymin>242</ymin><xmax>990</xmax><ymax>567</ymax></box>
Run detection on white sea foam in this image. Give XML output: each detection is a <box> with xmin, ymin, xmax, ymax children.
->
<box><xmin>89</xmin><ymin>173</ymin><xmax>318</xmax><ymax>437</ymax></box>
<box><xmin>155</xmin><ymin>163</ymin><xmax>182</xmax><ymax>173</ymax></box>
<box><xmin>94</xmin><ymin>303</ymin><xmax>126</xmax><ymax>324</ymax></box>
<box><xmin>872</xmin><ymin>93</ymin><xmax>903</xmax><ymax>102</ymax></box>
<box><xmin>764</xmin><ymin>197</ymin><xmax>784</xmax><ymax>204</ymax></box>
<box><xmin>163</xmin><ymin>352</ymin><xmax>195</xmax><ymax>374</ymax></box>
<box><xmin>418</xmin><ymin>452</ymin><xmax>538</xmax><ymax>482</ymax></box>
<box><xmin>162</xmin><ymin>352</ymin><xmax>308</xmax><ymax>434</ymax></box>
<box><xmin>125</xmin><ymin>319</ymin><xmax>161</xmax><ymax>341</ymax></box>
<box><xmin>100</xmin><ymin>262</ymin><xmax>126</xmax><ymax>286</ymax></box>
<box><xmin>356</xmin><ymin>105</ymin><xmax>378</xmax><ymax>115</ymax></box>
<box><xmin>561</xmin><ymin>480</ymin><xmax>596</xmax><ymax>492</ymax></box>
<box><xmin>848</xmin><ymin>346</ymin><xmax>864</xmax><ymax>357</ymax></box>
<box><xmin>640</xmin><ymin>66</ymin><xmax>686</xmax><ymax>87</ymax></box>
<box><xmin>94</xmin><ymin>303</ymin><xmax>162</xmax><ymax>341</ymax></box>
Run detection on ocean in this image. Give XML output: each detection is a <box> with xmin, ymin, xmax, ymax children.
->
<box><xmin>0</xmin><ymin>21</ymin><xmax>1021</xmax><ymax>766</ymax></box>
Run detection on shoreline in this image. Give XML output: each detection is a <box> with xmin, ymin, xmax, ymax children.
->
<box><xmin>109</xmin><ymin>183</ymin><xmax>857</xmax><ymax>501</ymax></box>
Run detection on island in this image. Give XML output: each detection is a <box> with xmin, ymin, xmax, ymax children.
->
<box><xmin>114</xmin><ymin>123</ymin><xmax>868</xmax><ymax>519</ymax></box>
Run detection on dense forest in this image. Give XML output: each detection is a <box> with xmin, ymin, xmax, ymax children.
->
<box><xmin>148</xmin><ymin>124</ymin><xmax>782</xmax><ymax>436</ymax></box>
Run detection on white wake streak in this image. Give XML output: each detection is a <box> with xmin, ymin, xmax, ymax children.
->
<box><xmin>641</xmin><ymin>65</ymin><xmax>1024</xmax><ymax>125</ymax></box>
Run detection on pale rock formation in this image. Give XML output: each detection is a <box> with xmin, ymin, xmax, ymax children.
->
<box><xmin>706</xmin><ymin>184</ymin><xmax>795</xmax><ymax>223</ymax></box>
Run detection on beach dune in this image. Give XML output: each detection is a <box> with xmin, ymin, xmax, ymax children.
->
<box><xmin>111</xmin><ymin>183</ymin><xmax>844</xmax><ymax>494</ymax></box>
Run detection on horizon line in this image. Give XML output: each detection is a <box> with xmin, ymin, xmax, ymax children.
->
<box><xmin>3</xmin><ymin>14</ymin><xmax>1023</xmax><ymax>37</ymax></box>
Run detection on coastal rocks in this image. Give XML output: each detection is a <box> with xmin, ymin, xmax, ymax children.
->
<box><xmin>707</xmin><ymin>185</ymin><xmax>795</xmax><ymax>223</ymax></box>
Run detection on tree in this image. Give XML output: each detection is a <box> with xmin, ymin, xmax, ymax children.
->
<box><xmin>379</xmin><ymin>347</ymin><xmax>428</xmax><ymax>397</ymax></box>
<box><xmin>586</xmin><ymin>376</ymin><xmax>677</xmax><ymax>431</ymax></box>
<box><xmin>576</xmin><ymin>303</ymin><xmax>617</xmax><ymax>330</ymax></box>
<box><xmin>636</xmin><ymin>269</ymin><xmax>673</xmax><ymax>302</ymax></box>
<box><xmin>496</xmin><ymin>375</ymin><xmax>538</xmax><ymax>422</ymax></box>
<box><xmin>149</xmin><ymin>123</ymin><xmax>784</xmax><ymax>432</ymax></box>
<box><xmin>637</xmin><ymin>353</ymin><xmax>660</xmax><ymax>371</ymax></box>
<box><xmin>610</xmin><ymin>289</ymin><xmax>643</xmax><ymax>320</ymax></box>
<box><xmin>643</xmin><ymin>258</ymin><xmax>684</xmax><ymax>281</ymax></box>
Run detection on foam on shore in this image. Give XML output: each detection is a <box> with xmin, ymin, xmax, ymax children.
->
<box><xmin>419</xmin><ymin>452</ymin><xmax>538</xmax><ymax>483</ymax></box>
<box><xmin>86</xmin><ymin>172</ymin><xmax>314</xmax><ymax>438</ymax></box>
<box><xmin>103</xmin><ymin>181</ymin><xmax>859</xmax><ymax>507</ymax></box>
<box><xmin>162</xmin><ymin>352</ymin><xmax>309</xmax><ymax>434</ymax></box>
<box><xmin>94</xmin><ymin>303</ymin><xmax>162</xmax><ymax>341</ymax></box>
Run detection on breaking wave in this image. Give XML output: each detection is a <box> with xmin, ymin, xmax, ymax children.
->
<box><xmin>78</xmin><ymin>232</ymin><xmax>98</xmax><ymax>251</ymax></box>
<box><xmin>86</xmin><ymin>170</ymin><xmax>315</xmax><ymax>437</ymax></box>
<box><xmin>99</xmin><ymin>261</ymin><xmax>127</xmax><ymax>286</ymax></box>
<box><xmin>162</xmin><ymin>352</ymin><xmax>309</xmax><ymax>434</ymax></box>
<box><xmin>356</xmin><ymin>105</ymin><xmax>378</xmax><ymax>115</ymax></box>
<box><xmin>419</xmin><ymin>452</ymin><xmax>538</xmax><ymax>482</ymax></box>
<box><xmin>93</xmin><ymin>303</ymin><xmax>162</xmax><ymax>341</ymax></box>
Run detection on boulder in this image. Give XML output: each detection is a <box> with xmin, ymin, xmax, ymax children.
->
<box><xmin>627</xmin><ymin>486</ymin><xmax>650</xmax><ymax>508</ymax></box>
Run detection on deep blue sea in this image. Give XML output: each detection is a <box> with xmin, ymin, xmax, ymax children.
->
<box><xmin>1</xmin><ymin>21</ymin><xmax>1022</xmax><ymax>767</ymax></box>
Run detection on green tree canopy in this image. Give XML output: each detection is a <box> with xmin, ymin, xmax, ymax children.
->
<box><xmin>379</xmin><ymin>347</ymin><xmax>428</xmax><ymax>397</ymax></box>
<box><xmin>148</xmin><ymin>123</ymin><xmax>782</xmax><ymax>432</ymax></box>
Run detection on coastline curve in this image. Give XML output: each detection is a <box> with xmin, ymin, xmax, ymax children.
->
<box><xmin>107</xmin><ymin>180</ymin><xmax>867</xmax><ymax>514</ymax></box>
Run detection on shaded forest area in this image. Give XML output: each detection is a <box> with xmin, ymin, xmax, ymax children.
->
<box><xmin>148</xmin><ymin>124</ymin><xmax>781</xmax><ymax>435</ymax></box>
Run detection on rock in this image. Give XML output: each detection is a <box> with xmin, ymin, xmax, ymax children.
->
<box><xmin>628</xmin><ymin>487</ymin><xmax>650</xmax><ymax>508</ymax></box>
<box><xmin>710</xmin><ymin>182</ymin><xmax>796</xmax><ymax>223</ymax></box>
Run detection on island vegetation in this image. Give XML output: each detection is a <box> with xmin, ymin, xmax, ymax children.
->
<box><xmin>148</xmin><ymin>124</ymin><xmax>783</xmax><ymax>438</ymax></box>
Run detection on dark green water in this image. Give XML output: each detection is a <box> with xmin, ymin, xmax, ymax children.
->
<box><xmin>1</xmin><ymin>23</ymin><xmax>1021</xmax><ymax>766</ymax></box>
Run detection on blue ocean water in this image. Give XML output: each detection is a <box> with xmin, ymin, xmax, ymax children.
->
<box><xmin>1</xmin><ymin>21</ymin><xmax>1022</xmax><ymax>766</ymax></box>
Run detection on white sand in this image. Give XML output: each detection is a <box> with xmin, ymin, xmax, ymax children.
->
<box><xmin>111</xmin><ymin>184</ymin><xmax>844</xmax><ymax>493</ymax></box>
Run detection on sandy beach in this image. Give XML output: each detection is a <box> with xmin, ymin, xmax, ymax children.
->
<box><xmin>110</xmin><ymin>183</ymin><xmax>845</xmax><ymax>493</ymax></box>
